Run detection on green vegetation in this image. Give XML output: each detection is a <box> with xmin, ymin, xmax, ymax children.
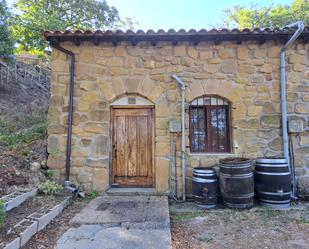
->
<box><xmin>0</xmin><ymin>200</ymin><xmax>6</xmax><ymax>229</ymax></box>
<box><xmin>223</xmin><ymin>0</ymin><xmax>309</xmax><ymax>29</ymax></box>
<box><xmin>3</xmin><ymin>0</ymin><xmax>306</xmax><ymax>60</ymax></box>
<box><xmin>219</xmin><ymin>209</ymin><xmax>248</xmax><ymax>223</ymax></box>
<box><xmin>20</xmin><ymin>149</ymin><xmax>32</xmax><ymax>157</ymax></box>
<box><xmin>0</xmin><ymin>0</ymin><xmax>14</xmax><ymax>63</ymax></box>
<box><xmin>0</xmin><ymin>111</ymin><xmax>47</xmax><ymax>132</ymax></box>
<box><xmin>170</xmin><ymin>212</ymin><xmax>204</xmax><ymax>222</ymax></box>
<box><xmin>199</xmin><ymin>236</ymin><xmax>214</xmax><ymax>243</ymax></box>
<box><xmin>0</xmin><ymin>112</ymin><xmax>47</xmax><ymax>150</ymax></box>
<box><xmin>0</xmin><ymin>119</ymin><xmax>47</xmax><ymax>150</ymax></box>
<box><xmin>38</xmin><ymin>180</ymin><xmax>63</xmax><ymax>195</ymax></box>
<box><xmin>12</xmin><ymin>0</ymin><xmax>120</xmax><ymax>55</ymax></box>
<box><xmin>88</xmin><ymin>190</ymin><xmax>99</xmax><ymax>199</ymax></box>
<box><xmin>85</xmin><ymin>190</ymin><xmax>99</xmax><ymax>202</ymax></box>
<box><xmin>43</xmin><ymin>169</ymin><xmax>54</xmax><ymax>179</ymax></box>
<box><xmin>297</xmin><ymin>211</ymin><xmax>309</xmax><ymax>224</ymax></box>
<box><xmin>256</xmin><ymin>208</ymin><xmax>280</xmax><ymax>223</ymax></box>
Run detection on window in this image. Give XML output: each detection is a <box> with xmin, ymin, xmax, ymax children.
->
<box><xmin>189</xmin><ymin>95</ymin><xmax>231</xmax><ymax>153</ymax></box>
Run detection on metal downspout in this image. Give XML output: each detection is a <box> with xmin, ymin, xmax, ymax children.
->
<box><xmin>50</xmin><ymin>42</ymin><xmax>75</xmax><ymax>183</ymax></box>
<box><xmin>280</xmin><ymin>21</ymin><xmax>304</xmax><ymax>198</ymax></box>
<box><xmin>171</xmin><ymin>74</ymin><xmax>186</xmax><ymax>201</ymax></box>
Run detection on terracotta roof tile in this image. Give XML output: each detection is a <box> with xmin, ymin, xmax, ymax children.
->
<box><xmin>44</xmin><ymin>27</ymin><xmax>309</xmax><ymax>44</ymax></box>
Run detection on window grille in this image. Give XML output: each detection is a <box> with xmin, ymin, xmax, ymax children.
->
<box><xmin>189</xmin><ymin>95</ymin><xmax>231</xmax><ymax>153</ymax></box>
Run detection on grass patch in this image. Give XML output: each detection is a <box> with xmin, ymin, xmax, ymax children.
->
<box><xmin>220</xmin><ymin>209</ymin><xmax>250</xmax><ymax>223</ymax></box>
<box><xmin>297</xmin><ymin>217</ymin><xmax>309</xmax><ymax>224</ymax></box>
<box><xmin>199</xmin><ymin>236</ymin><xmax>214</xmax><ymax>243</ymax></box>
<box><xmin>171</xmin><ymin>212</ymin><xmax>204</xmax><ymax>222</ymax></box>
<box><xmin>0</xmin><ymin>200</ymin><xmax>6</xmax><ymax>229</ymax></box>
<box><xmin>272</xmin><ymin>225</ymin><xmax>283</xmax><ymax>231</ymax></box>
<box><xmin>0</xmin><ymin>110</ymin><xmax>47</xmax><ymax>132</ymax></box>
<box><xmin>257</xmin><ymin>208</ymin><xmax>280</xmax><ymax>224</ymax></box>
<box><xmin>296</xmin><ymin>212</ymin><xmax>309</xmax><ymax>224</ymax></box>
<box><xmin>0</xmin><ymin>116</ymin><xmax>47</xmax><ymax>150</ymax></box>
<box><xmin>88</xmin><ymin>190</ymin><xmax>99</xmax><ymax>199</ymax></box>
<box><xmin>20</xmin><ymin>148</ymin><xmax>32</xmax><ymax>157</ymax></box>
<box><xmin>85</xmin><ymin>190</ymin><xmax>100</xmax><ymax>202</ymax></box>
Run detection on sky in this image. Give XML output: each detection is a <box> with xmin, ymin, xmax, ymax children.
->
<box><xmin>107</xmin><ymin>0</ymin><xmax>293</xmax><ymax>30</ymax></box>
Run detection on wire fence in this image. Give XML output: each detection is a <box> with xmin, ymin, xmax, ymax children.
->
<box><xmin>0</xmin><ymin>63</ymin><xmax>50</xmax><ymax>92</ymax></box>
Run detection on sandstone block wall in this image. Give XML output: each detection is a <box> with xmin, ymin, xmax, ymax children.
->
<box><xmin>47</xmin><ymin>40</ymin><xmax>309</xmax><ymax>194</ymax></box>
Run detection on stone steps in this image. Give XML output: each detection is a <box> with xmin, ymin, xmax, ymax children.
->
<box><xmin>106</xmin><ymin>187</ymin><xmax>157</xmax><ymax>196</ymax></box>
<box><xmin>58</xmin><ymin>196</ymin><xmax>172</xmax><ymax>249</ymax></box>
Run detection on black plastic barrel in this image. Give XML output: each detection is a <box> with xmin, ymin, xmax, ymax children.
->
<box><xmin>192</xmin><ymin>167</ymin><xmax>218</xmax><ymax>208</ymax></box>
<box><xmin>219</xmin><ymin>158</ymin><xmax>254</xmax><ymax>209</ymax></box>
<box><xmin>255</xmin><ymin>158</ymin><xmax>291</xmax><ymax>208</ymax></box>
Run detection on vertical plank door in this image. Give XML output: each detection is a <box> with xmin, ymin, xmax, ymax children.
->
<box><xmin>111</xmin><ymin>108</ymin><xmax>154</xmax><ymax>187</ymax></box>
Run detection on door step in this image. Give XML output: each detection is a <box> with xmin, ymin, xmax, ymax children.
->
<box><xmin>106</xmin><ymin>188</ymin><xmax>157</xmax><ymax>196</ymax></box>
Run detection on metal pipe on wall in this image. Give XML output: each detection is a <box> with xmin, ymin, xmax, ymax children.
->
<box><xmin>174</xmin><ymin>139</ymin><xmax>178</xmax><ymax>198</ymax></box>
<box><xmin>280</xmin><ymin>21</ymin><xmax>304</xmax><ymax>199</ymax></box>
<box><xmin>171</xmin><ymin>74</ymin><xmax>186</xmax><ymax>201</ymax></box>
<box><xmin>50</xmin><ymin>42</ymin><xmax>76</xmax><ymax>184</ymax></box>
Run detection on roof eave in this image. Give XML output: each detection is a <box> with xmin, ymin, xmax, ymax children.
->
<box><xmin>44</xmin><ymin>28</ymin><xmax>309</xmax><ymax>45</ymax></box>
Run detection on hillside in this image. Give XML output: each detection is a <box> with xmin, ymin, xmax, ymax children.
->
<box><xmin>0</xmin><ymin>59</ymin><xmax>51</xmax><ymax>195</ymax></box>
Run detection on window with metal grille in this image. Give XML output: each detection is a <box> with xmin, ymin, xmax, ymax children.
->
<box><xmin>189</xmin><ymin>95</ymin><xmax>231</xmax><ymax>153</ymax></box>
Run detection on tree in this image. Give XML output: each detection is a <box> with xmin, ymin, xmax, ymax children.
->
<box><xmin>223</xmin><ymin>0</ymin><xmax>309</xmax><ymax>29</ymax></box>
<box><xmin>0</xmin><ymin>0</ymin><xmax>14</xmax><ymax>63</ymax></box>
<box><xmin>115</xmin><ymin>17</ymin><xmax>139</xmax><ymax>31</ymax></box>
<box><xmin>12</xmin><ymin>0</ymin><xmax>120</xmax><ymax>54</ymax></box>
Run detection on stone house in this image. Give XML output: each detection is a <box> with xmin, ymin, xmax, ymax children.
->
<box><xmin>44</xmin><ymin>27</ymin><xmax>309</xmax><ymax>196</ymax></box>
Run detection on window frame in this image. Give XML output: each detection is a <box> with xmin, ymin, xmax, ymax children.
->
<box><xmin>189</xmin><ymin>97</ymin><xmax>231</xmax><ymax>153</ymax></box>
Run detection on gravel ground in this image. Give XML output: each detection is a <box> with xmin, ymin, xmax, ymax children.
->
<box><xmin>171</xmin><ymin>205</ymin><xmax>309</xmax><ymax>249</ymax></box>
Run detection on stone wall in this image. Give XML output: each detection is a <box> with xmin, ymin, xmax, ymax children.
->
<box><xmin>47</xmin><ymin>40</ymin><xmax>309</xmax><ymax>194</ymax></box>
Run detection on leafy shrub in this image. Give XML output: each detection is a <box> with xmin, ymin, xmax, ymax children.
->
<box><xmin>43</xmin><ymin>169</ymin><xmax>54</xmax><ymax>179</ymax></box>
<box><xmin>88</xmin><ymin>190</ymin><xmax>99</xmax><ymax>199</ymax></box>
<box><xmin>0</xmin><ymin>200</ymin><xmax>6</xmax><ymax>229</ymax></box>
<box><xmin>84</xmin><ymin>190</ymin><xmax>99</xmax><ymax>203</ymax></box>
<box><xmin>38</xmin><ymin>180</ymin><xmax>63</xmax><ymax>195</ymax></box>
<box><xmin>0</xmin><ymin>111</ymin><xmax>47</xmax><ymax>150</ymax></box>
<box><xmin>0</xmin><ymin>121</ymin><xmax>47</xmax><ymax>150</ymax></box>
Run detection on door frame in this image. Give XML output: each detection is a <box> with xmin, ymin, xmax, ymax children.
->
<box><xmin>109</xmin><ymin>105</ymin><xmax>155</xmax><ymax>188</ymax></box>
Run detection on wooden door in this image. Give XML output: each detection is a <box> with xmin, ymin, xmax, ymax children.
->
<box><xmin>111</xmin><ymin>107</ymin><xmax>154</xmax><ymax>187</ymax></box>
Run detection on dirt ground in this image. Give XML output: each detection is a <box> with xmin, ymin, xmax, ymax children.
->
<box><xmin>0</xmin><ymin>195</ymin><xmax>68</xmax><ymax>248</ymax></box>
<box><xmin>0</xmin><ymin>59</ymin><xmax>50</xmax><ymax>196</ymax></box>
<box><xmin>23</xmin><ymin>197</ymin><xmax>89</xmax><ymax>249</ymax></box>
<box><xmin>0</xmin><ymin>138</ymin><xmax>48</xmax><ymax>196</ymax></box>
<box><xmin>171</xmin><ymin>204</ymin><xmax>309</xmax><ymax>249</ymax></box>
<box><xmin>0</xmin><ymin>61</ymin><xmax>50</xmax><ymax>115</ymax></box>
<box><xmin>9</xmin><ymin>198</ymin><xmax>309</xmax><ymax>249</ymax></box>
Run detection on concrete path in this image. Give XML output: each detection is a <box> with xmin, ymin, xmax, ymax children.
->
<box><xmin>55</xmin><ymin>196</ymin><xmax>172</xmax><ymax>249</ymax></box>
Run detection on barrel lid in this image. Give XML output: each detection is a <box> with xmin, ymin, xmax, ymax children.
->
<box><xmin>219</xmin><ymin>157</ymin><xmax>251</xmax><ymax>164</ymax></box>
<box><xmin>192</xmin><ymin>176</ymin><xmax>218</xmax><ymax>183</ymax></box>
<box><xmin>193</xmin><ymin>167</ymin><xmax>216</xmax><ymax>173</ymax></box>
<box><xmin>256</xmin><ymin>157</ymin><xmax>287</xmax><ymax>164</ymax></box>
